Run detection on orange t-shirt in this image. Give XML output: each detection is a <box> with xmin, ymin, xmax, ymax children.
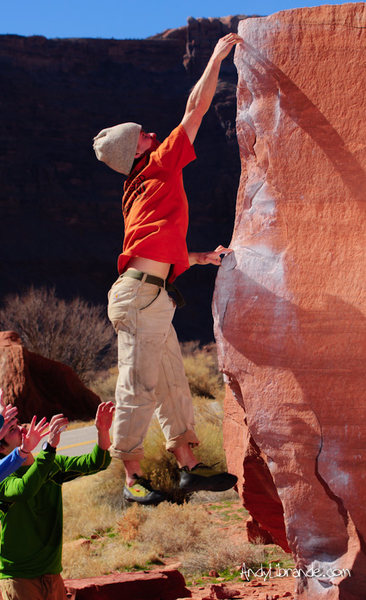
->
<box><xmin>117</xmin><ymin>124</ymin><xmax>196</xmax><ymax>282</ymax></box>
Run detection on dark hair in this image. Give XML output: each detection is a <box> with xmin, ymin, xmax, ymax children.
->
<box><xmin>0</xmin><ymin>438</ymin><xmax>9</xmax><ymax>459</ymax></box>
<box><xmin>0</xmin><ymin>439</ymin><xmax>9</xmax><ymax>453</ymax></box>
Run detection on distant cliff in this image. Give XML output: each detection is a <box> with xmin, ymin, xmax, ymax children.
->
<box><xmin>0</xmin><ymin>16</ymin><xmax>248</xmax><ymax>341</ymax></box>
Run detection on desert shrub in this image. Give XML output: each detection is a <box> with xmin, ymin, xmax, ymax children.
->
<box><xmin>90</xmin><ymin>367</ymin><xmax>118</xmax><ymax>402</ymax></box>
<box><xmin>181</xmin><ymin>532</ymin><xmax>269</xmax><ymax>576</ymax></box>
<box><xmin>137</xmin><ymin>502</ymin><xmax>212</xmax><ymax>554</ymax></box>
<box><xmin>0</xmin><ymin>286</ymin><xmax>115</xmax><ymax>381</ymax></box>
<box><xmin>117</xmin><ymin>503</ymin><xmax>149</xmax><ymax>541</ymax></box>
<box><xmin>194</xmin><ymin>416</ymin><xmax>226</xmax><ymax>471</ymax></box>
<box><xmin>182</xmin><ymin>342</ymin><xmax>224</xmax><ymax>400</ymax></box>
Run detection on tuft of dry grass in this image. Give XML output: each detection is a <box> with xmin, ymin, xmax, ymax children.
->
<box><xmin>181</xmin><ymin>534</ymin><xmax>269</xmax><ymax>576</ymax></box>
<box><xmin>194</xmin><ymin>416</ymin><xmax>226</xmax><ymax>471</ymax></box>
<box><xmin>89</xmin><ymin>367</ymin><xmax>118</xmax><ymax>403</ymax></box>
<box><xmin>117</xmin><ymin>503</ymin><xmax>148</xmax><ymax>542</ymax></box>
<box><xmin>140</xmin><ymin>417</ymin><xmax>189</xmax><ymax>503</ymax></box>
<box><xmin>182</xmin><ymin>343</ymin><xmax>224</xmax><ymax>401</ymax></box>
<box><xmin>136</xmin><ymin>502</ymin><xmax>211</xmax><ymax>555</ymax></box>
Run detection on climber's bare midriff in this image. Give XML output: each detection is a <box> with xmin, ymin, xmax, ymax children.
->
<box><xmin>127</xmin><ymin>256</ymin><xmax>171</xmax><ymax>280</ymax></box>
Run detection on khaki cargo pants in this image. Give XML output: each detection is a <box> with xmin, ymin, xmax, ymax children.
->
<box><xmin>107</xmin><ymin>273</ymin><xmax>199</xmax><ymax>461</ymax></box>
<box><xmin>0</xmin><ymin>574</ymin><xmax>67</xmax><ymax>600</ymax></box>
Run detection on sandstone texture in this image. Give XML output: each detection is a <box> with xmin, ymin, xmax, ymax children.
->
<box><xmin>0</xmin><ymin>331</ymin><xmax>99</xmax><ymax>421</ymax></box>
<box><xmin>0</xmin><ymin>16</ymin><xmax>248</xmax><ymax>342</ymax></box>
<box><xmin>213</xmin><ymin>4</ymin><xmax>366</xmax><ymax>600</ymax></box>
<box><xmin>63</xmin><ymin>569</ymin><xmax>190</xmax><ymax>599</ymax></box>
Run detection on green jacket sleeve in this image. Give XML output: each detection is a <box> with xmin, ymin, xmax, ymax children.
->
<box><xmin>0</xmin><ymin>450</ymin><xmax>56</xmax><ymax>502</ymax></box>
<box><xmin>53</xmin><ymin>444</ymin><xmax>111</xmax><ymax>484</ymax></box>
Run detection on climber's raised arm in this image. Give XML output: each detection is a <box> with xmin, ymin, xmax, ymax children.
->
<box><xmin>181</xmin><ymin>33</ymin><xmax>243</xmax><ymax>144</ymax></box>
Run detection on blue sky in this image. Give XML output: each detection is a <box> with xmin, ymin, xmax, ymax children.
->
<box><xmin>0</xmin><ymin>0</ymin><xmax>356</xmax><ymax>39</ymax></box>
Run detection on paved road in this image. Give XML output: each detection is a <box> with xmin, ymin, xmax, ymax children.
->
<box><xmin>34</xmin><ymin>425</ymin><xmax>98</xmax><ymax>456</ymax></box>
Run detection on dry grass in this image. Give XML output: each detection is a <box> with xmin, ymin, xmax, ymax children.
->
<box><xmin>62</xmin><ymin>537</ymin><xmax>162</xmax><ymax>579</ymax></box>
<box><xmin>182</xmin><ymin>342</ymin><xmax>224</xmax><ymax>401</ymax></box>
<box><xmin>89</xmin><ymin>367</ymin><xmax>118</xmax><ymax>403</ymax></box>
<box><xmin>62</xmin><ymin>461</ymin><xmax>124</xmax><ymax>543</ymax></box>
<box><xmin>62</xmin><ymin>466</ymin><xmax>285</xmax><ymax>580</ymax></box>
<box><xmin>121</xmin><ymin>502</ymin><xmax>210</xmax><ymax>554</ymax></box>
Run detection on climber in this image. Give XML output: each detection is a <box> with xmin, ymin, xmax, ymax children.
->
<box><xmin>93</xmin><ymin>33</ymin><xmax>243</xmax><ymax>504</ymax></box>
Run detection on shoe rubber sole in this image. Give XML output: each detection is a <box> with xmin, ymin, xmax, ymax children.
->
<box><xmin>123</xmin><ymin>489</ymin><xmax>166</xmax><ymax>506</ymax></box>
<box><xmin>179</xmin><ymin>473</ymin><xmax>238</xmax><ymax>493</ymax></box>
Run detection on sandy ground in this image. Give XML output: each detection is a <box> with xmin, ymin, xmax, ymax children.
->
<box><xmin>187</xmin><ymin>576</ymin><xmax>295</xmax><ymax>600</ymax></box>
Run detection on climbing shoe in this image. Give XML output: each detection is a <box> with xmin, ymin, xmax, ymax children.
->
<box><xmin>123</xmin><ymin>475</ymin><xmax>166</xmax><ymax>506</ymax></box>
<box><xmin>179</xmin><ymin>463</ymin><xmax>238</xmax><ymax>493</ymax></box>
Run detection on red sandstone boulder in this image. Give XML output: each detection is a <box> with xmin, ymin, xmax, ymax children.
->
<box><xmin>63</xmin><ymin>569</ymin><xmax>191</xmax><ymax>599</ymax></box>
<box><xmin>0</xmin><ymin>331</ymin><xmax>100</xmax><ymax>421</ymax></box>
<box><xmin>214</xmin><ymin>4</ymin><xmax>366</xmax><ymax>599</ymax></box>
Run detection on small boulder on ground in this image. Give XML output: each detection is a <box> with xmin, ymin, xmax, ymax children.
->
<box><xmin>64</xmin><ymin>569</ymin><xmax>191</xmax><ymax>599</ymax></box>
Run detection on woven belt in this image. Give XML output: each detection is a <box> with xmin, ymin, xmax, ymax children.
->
<box><xmin>121</xmin><ymin>269</ymin><xmax>186</xmax><ymax>308</ymax></box>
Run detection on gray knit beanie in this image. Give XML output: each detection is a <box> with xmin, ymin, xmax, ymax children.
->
<box><xmin>93</xmin><ymin>122</ymin><xmax>142</xmax><ymax>176</ymax></box>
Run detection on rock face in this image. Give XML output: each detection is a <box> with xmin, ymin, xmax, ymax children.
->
<box><xmin>213</xmin><ymin>4</ymin><xmax>366</xmax><ymax>599</ymax></box>
<box><xmin>0</xmin><ymin>331</ymin><xmax>100</xmax><ymax>421</ymax></box>
<box><xmin>0</xmin><ymin>16</ymin><xmax>248</xmax><ymax>342</ymax></box>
